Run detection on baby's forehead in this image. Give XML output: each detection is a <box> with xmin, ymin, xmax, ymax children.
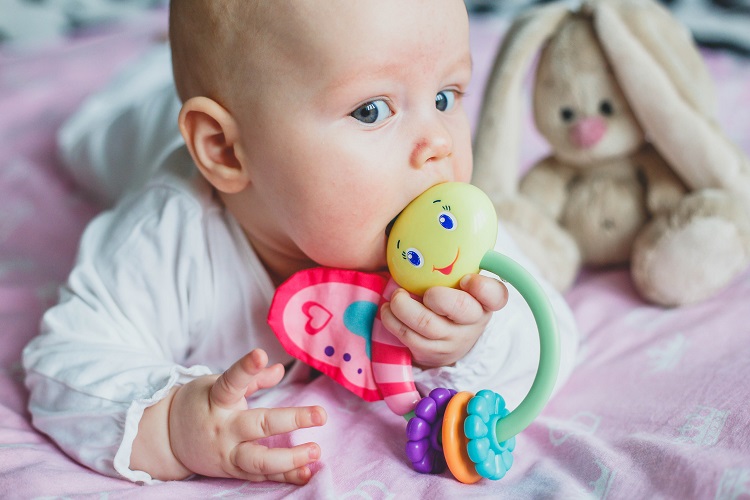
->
<box><xmin>173</xmin><ymin>0</ymin><xmax>469</xmax><ymax>106</ymax></box>
<box><xmin>235</xmin><ymin>2</ymin><xmax>331</xmax><ymax>46</ymax></box>
<box><xmin>221</xmin><ymin>4</ymin><xmax>329</xmax><ymax>72</ymax></box>
<box><xmin>238</xmin><ymin>1</ymin><xmax>469</xmax><ymax>55</ymax></box>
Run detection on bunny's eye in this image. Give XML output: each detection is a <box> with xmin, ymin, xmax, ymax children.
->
<box><xmin>560</xmin><ymin>107</ymin><xmax>575</xmax><ymax>122</ymax></box>
<box><xmin>599</xmin><ymin>100</ymin><xmax>614</xmax><ymax>116</ymax></box>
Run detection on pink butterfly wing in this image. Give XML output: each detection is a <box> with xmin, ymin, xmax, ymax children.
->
<box><xmin>268</xmin><ymin>268</ymin><xmax>388</xmax><ymax>402</ymax></box>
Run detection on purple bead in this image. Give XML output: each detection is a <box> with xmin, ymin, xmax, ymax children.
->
<box><xmin>432</xmin><ymin>450</ymin><xmax>447</xmax><ymax>474</ymax></box>
<box><xmin>405</xmin><ymin>437</ymin><xmax>429</xmax><ymax>462</ymax></box>
<box><xmin>429</xmin><ymin>388</ymin><xmax>453</xmax><ymax>412</ymax></box>
<box><xmin>429</xmin><ymin>414</ymin><xmax>443</xmax><ymax>452</ymax></box>
<box><xmin>415</xmin><ymin>396</ymin><xmax>438</xmax><ymax>424</ymax></box>
<box><xmin>405</xmin><ymin>389</ymin><xmax>459</xmax><ymax>475</ymax></box>
<box><xmin>406</xmin><ymin>416</ymin><xmax>430</xmax><ymax>441</ymax></box>
<box><xmin>411</xmin><ymin>449</ymin><xmax>435</xmax><ymax>474</ymax></box>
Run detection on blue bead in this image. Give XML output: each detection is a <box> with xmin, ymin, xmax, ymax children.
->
<box><xmin>467</xmin><ymin>436</ymin><xmax>489</xmax><ymax>463</ymax></box>
<box><xmin>464</xmin><ymin>414</ymin><xmax>488</xmax><ymax>439</ymax></box>
<box><xmin>467</xmin><ymin>395</ymin><xmax>490</xmax><ymax>422</ymax></box>
<box><xmin>465</xmin><ymin>390</ymin><xmax>515</xmax><ymax>481</ymax></box>
<box><xmin>501</xmin><ymin>450</ymin><xmax>513</xmax><ymax>470</ymax></box>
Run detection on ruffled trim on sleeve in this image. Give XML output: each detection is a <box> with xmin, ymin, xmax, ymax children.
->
<box><xmin>113</xmin><ymin>364</ymin><xmax>213</xmax><ymax>484</ymax></box>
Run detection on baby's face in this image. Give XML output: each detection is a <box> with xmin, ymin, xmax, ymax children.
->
<box><xmin>233</xmin><ymin>0</ymin><xmax>473</xmax><ymax>277</ymax></box>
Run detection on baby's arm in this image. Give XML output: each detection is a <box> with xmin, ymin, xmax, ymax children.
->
<box><xmin>132</xmin><ymin>349</ymin><xmax>326</xmax><ymax>484</ymax></box>
<box><xmin>58</xmin><ymin>43</ymin><xmax>184</xmax><ymax>205</ymax></box>
<box><xmin>23</xmin><ymin>182</ymin><xmax>323</xmax><ymax>484</ymax></box>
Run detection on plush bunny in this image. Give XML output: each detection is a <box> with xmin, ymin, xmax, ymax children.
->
<box><xmin>472</xmin><ymin>0</ymin><xmax>750</xmax><ymax>306</ymax></box>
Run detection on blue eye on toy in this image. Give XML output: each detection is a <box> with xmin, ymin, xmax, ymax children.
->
<box><xmin>438</xmin><ymin>211</ymin><xmax>457</xmax><ymax>231</ymax></box>
<box><xmin>403</xmin><ymin>248</ymin><xmax>424</xmax><ymax>268</ymax></box>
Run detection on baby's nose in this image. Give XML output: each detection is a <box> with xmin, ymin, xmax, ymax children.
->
<box><xmin>410</xmin><ymin>122</ymin><xmax>453</xmax><ymax>168</ymax></box>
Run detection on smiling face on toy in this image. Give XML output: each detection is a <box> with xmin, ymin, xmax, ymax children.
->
<box><xmin>387</xmin><ymin>182</ymin><xmax>498</xmax><ymax>296</ymax></box>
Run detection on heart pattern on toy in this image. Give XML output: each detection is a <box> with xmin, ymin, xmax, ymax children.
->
<box><xmin>301</xmin><ymin>301</ymin><xmax>332</xmax><ymax>335</ymax></box>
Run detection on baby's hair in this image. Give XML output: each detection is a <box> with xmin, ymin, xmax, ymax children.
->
<box><xmin>169</xmin><ymin>0</ymin><xmax>264</xmax><ymax>104</ymax></box>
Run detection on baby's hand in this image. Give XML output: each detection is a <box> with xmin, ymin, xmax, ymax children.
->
<box><xmin>380</xmin><ymin>275</ymin><xmax>508</xmax><ymax>368</ymax></box>
<box><xmin>169</xmin><ymin>349</ymin><xmax>327</xmax><ymax>484</ymax></box>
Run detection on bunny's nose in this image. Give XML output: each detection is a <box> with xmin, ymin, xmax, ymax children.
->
<box><xmin>569</xmin><ymin>116</ymin><xmax>607</xmax><ymax>149</ymax></box>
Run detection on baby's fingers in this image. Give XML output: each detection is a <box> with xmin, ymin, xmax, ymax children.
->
<box><xmin>422</xmin><ymin>286</ymin><xmax>484</xmax><ymax>325</ymax></box>
<box><xmin>458</xmin><ymin>274</ymin><xmax>508</xmax><ymax>312</ymax></box>
<box><xmin>265</xmin><ymin>466</ymin><xmax>314</xmax><ymax>486</ymax></box>
<box><xmin>211</xmin><ymin>349</ymin><xmax>284</xmax><ymax>408</ymax></box>
<box><xmin>384</xmin><ymin>290</ymin><xmax>447</xmax><ymax>340</ymax></box>
<box><xmin>233</xmin><ymin>406</ymin><xmax>327</xmax><ymax>441</ymax></box>
<box><xmin>231</xmin><ymin>441</ymin><xmax>321</xmax><ymax>484</ymax></box>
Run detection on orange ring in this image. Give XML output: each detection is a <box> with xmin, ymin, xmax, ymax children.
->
<box><xmin>442</xmin><ymin>391</ymin><xmax>482</xmax><ymax>484</ymax></box>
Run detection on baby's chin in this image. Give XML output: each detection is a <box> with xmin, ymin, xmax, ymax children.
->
<box><xmin>340</xmin><ymin>252</ymin><xmax>388</xmax><ymax>273</ymax></box>
<box><xmin>320</xmin><ymin>247</ymin><xmax>387</xmax><ymax>273</ymax></box>
<box><xmin>310</xmin><ymin>231</ymin><xmax>388</xmax><ymax>272</ymax></box>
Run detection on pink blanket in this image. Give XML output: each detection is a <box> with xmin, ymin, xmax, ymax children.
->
<box><xmin>2</xmin><ymin>12</ymin><xmax>749</xmax><ymax>499</ymax></box>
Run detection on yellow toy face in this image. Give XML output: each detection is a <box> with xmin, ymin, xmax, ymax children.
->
<box><xmin>387</xmin><ymin>182</ymin><xmax>498</xmax><ymax>296</ymax></box>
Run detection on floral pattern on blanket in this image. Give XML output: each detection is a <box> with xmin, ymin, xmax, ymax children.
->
<box><xmin>1</xmin><ymin>11</ymin><xmax>750</xmax><ymax>500</ymax></box>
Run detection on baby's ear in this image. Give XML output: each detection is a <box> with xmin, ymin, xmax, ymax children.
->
<box><xmin>178</xmin><ymin>97</ymin><xmax>249</xmax><ymax>193</ymax></box>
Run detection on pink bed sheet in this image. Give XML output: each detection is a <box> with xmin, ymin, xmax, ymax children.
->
<box><xmin>2</xmin><ymin>12</ymin><xmax>750</xmax><ymax>500</ymax></box>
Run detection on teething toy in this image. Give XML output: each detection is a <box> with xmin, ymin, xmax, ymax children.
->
<box><xmin>268</xmin><ymin>182</ymin><xmax>560</xmax><ymax>483</ymax></box>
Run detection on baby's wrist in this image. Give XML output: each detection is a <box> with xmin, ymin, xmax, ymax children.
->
<box><xmin>131</xmin><ymin>385</ymin><xmax>192</xmax><ymax>481</ymax></box>
<box><xmin>164</xmin><ymin>383</ymin><xmax>196</xmax><ymax>479</ymax></box>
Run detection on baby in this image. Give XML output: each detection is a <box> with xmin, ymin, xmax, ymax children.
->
<box><xmin>23</xmin><ymin>0</ymin><xmax>578</xmax><ymax>486</ymax></box>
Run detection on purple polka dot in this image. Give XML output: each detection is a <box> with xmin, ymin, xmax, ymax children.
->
<box><xmin>358</xmin><ymin>368</ymin><xmax>363</xmax><ymax>374</ymax></box>
<box><xmin>343</xmin><ymin>353</ymin><xmax>351</xmax><ymax>362</ymax></box>
<box><xmin>324</xmin><ymin>346</ymin><xmax>334</xmax><ymax>357</ymax></box>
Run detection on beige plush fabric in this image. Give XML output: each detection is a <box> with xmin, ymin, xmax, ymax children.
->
<box><xmin>472</xmin><ymin>0</ymin><xmax>750</xmax><ymax>306</ymax></box>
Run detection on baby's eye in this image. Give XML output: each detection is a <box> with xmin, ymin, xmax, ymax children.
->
<box><xmin>435</xmin><ymin>90</ymin><xmax>458</xmax><ymax>112</ymax></box>
<box><xmin>351</xmin><ymin>99</ymin><xmax>392</xmax><ymax>124</ymax></box>
<box><xmin>438</xmin><ymin>211</ymin><xmax>457</xmax><ymax>231</ymax></box>
<box><xmin>402</xmin><ymin>248</ymin><xmax>424</xmax><ymax>268</ymax></box>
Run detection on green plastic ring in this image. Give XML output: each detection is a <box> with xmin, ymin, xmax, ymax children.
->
<box><xmin>479</xmin><ymin>250</ymin><xmax>560</xmax><ymax>443</ymax></box>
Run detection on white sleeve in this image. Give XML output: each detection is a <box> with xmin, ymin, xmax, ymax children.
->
<box><xmin>22</xmin><ymin>187</ymin><xmax>213</xmax><ymax>484</ymax></box>
<box><xmin>413</xmin><ymin>222</ymin><xmax>579</xmax><ymax>409</ymax></box>
<box><xmin>57</xmin><ymin>43</ymin><xmax>186</xmax><ymax>206</ymax></box>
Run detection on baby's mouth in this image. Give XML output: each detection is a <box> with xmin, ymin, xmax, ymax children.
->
<box><xmin>433</xmin><ymin>249</ymin><xmax>460</xmax><ymax>276</ymax></box>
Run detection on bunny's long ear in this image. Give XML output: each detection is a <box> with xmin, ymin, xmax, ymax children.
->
<box><xmin>472</xmin><ymin>4</ymin><xmax>570</xmax><ymax>203</ymax></box>
<box><xmin>595</xmin><ymin>0</ymin><xmax>715</xmax><ymax>116</ymax></box>
<box><xmin>593</xmin><ymin>0</ymin><xmax>750</xmax><ymax>206</ymax></box>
